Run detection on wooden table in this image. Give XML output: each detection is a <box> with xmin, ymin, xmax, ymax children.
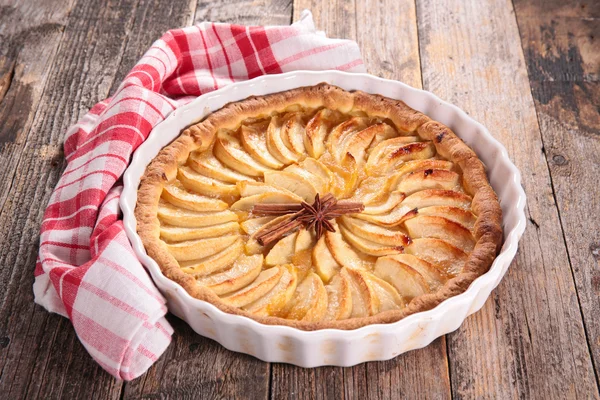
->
<box><xmin>0</xmin><ymin>0</ymin><xmax>598</xmax><ymax>398</ymax></box>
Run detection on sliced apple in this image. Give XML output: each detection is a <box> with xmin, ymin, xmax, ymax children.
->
<box><xmin>244</xmin><ymin>265</ymin><xmax>298</xmax><ymax>316</ymax></box>
<box><xmin>214</xmin><ymin>131</ymin><xmax>273</xmax><ymax>176</ymax></box>
<box><xmin>304</xmin><ymin>108</ymin><xmax>346</xmax><ymax>158</ymax></box>
<box><xmin>177</xmin><ymin>165</ymin><xmax>238</xmax><ymax>198</ymax></box>
<box><xmin>366</xmin><ymin>136</ymin><xmax>422</xmax><ymax>171</ymax></box>
<box><xmin>266</xmin><ymin>116</ymin><xmax>301</xmax><ymax>164</ymax></box>
<box><xmin>396</xmin><ymin>169</ymin><xmax>460</xmax><ymax>195</ymax></box>
<box><xmin>354</xmin><ymin>204</ymin><xmax>417</xmax><ymax>226</ymax></box>
<box><xmin>160</xmin><ymin>221</ymin><xmax>239</xmax><ymax>242</ymax></box>
<box><xmin>240</xmin><ymin>216</ymin><xmax>276</xmax><ymax>235</ymax></box>
<box><xmin>320</xmin><ymin>153</ymin><xmax>359</xmax><ymax>198</ymax></box>
<box><xmin>417</xmin><ymin>206</ymin><xmax>476</xmax><ymax>231</ymax></box>
<box><xmin>231</xmin><ymin>192</ymin><xmax>302</xmax><ymax>211</ymax></box>
<box><xmin>284</xmin><ymin>164</ymin><xmax>328</xmax><ymax>193</ymax></box>
<box><xmin>323</xmin><ymin>272</ymin><xmax>353</xmax><ymax>320</ymax></box>
<box><xmin>367</xmin><ymin>141</ymin><xmax>436</xmax><ymax>175</ymax></box>
<box><xmin>281</xmin><ymin>112</ymin><xmax>307</xmax><ymax>156</ymax></box>
<box><xmin>239</xmin><ymin>123</ymin><xmax>285</xmax><ymax>169</ymax></box>
<box><xmin>368</xmin><ymin>135</ymin><xmax>423</xmax><ymax>153</ymax></box>
<box><xmin>245</xmin><ymin>215</ymin><xmax>294</xmax><ymax>254</ymax></box>
<box><xmin>157</xmin><ymin>200</ymin><xmax>238</xmax><ymax>227</ymax></box>
<box><xmin>326</xmin><ymin>117</ymin><xmax>368</xmax><ymax>148</ymax></box>
<box><xmin>373</xmin><ymin>256</ymin><xmax>430</xmax><ymax>301</ymax></box>
<box><xmin>220</xmin><ymin>266</ymin><xmax>285</xmax><ymax>307</ymax></box>
<box><xmin>349</xmin><ymin>175</ymin><xmax>390</xmax><ymax>205</ymax></box>
<box><xmin>196</xmin><ymin>254</ymin><xmax>263</xmax><ymax>295</ymax></box>
<box><xmin>301</xmin><ymin>157</ymin><xmax>334</xmax><ymax>187</ymax></box>
<box><xmin>364</xmin><ymin>273</ymin><xmax>406</xmax><ymax>312</ymax></box>
<box><xmin>312</xmin><ymin>235</ymin><xmax>341</xmax><ymax>283</ymax></box>
<box><xmin>166</xmin><ymin>234</ymin><xmax>239</xmax><ymax>261</ymax></box>
<box><xmin>325</xmin><ymin>223</ymin><xmax>371</xmax><ymax>270</ymax></box>
<box><xmin>161</xmin><ymin>181</ymin><xmax>228</xmax><ymax>212</ymax></box>
<box><xmin>404</xmin><ymin>215</ymin><xmax>475</xmax><ymax>252</ymax></box>
<box><xmin>386</xmin><ymin>159</ymin><xmax>454</xmax><ymax>191</ymax></box>
<box><xmin>362</xmin><ymin>191</ymin><xmax>405</xmax><ymax>215</ymax></box>
<box><xmin>295</xmin><ymin>229</ymin><xmax>315</xmax><ymax>253</ymax></box>
<box><xmin>284</xmin><ymin>272</ymin><xmax>328</xmax><ymax>321</ymax></box>
<box><xmin>340</xmin><ymin>216</ymin><xmax>410</xmax><ymax>246</ymax></box>
<box><xmin>405</xmin><ymin>238</ymin><xmax>468</xmax><ymax>276</ymax></box>
<box><xmin>291</xmin><ymin>248</ymin><xmax>313</xmax><ymax>283</ymax></box>
<box><xmin>342</xmin><ymin>268</ymin><xmax>377</xmax><ymax>317</ymax></box>
<box><xmin>244</xmin><ymin>240</ymin><xmax>264</xmax><ymax>256</ymax></box>
<box><xmin>366</xmin><ymin>122</ymin><xmax>400</xmax><ymax>147</ymax></box>
<box><xmin>263</xmin><ymin>170</ymin><xmax>319</xmax><ymax>202</ymax></box>
<box><xmin>340</xmin><ymin>123</ymin><xmax>390</xmax><ymax>165</ymax></box>
<box><xmin>384</xmin><ymin>254</ymin><xmax>449</xmax><ymax>290</ymax></box>
<box><xmin>179</xmin><ymin>239</ymin><xmax>243</xmax><ymax>276</ymax></box>
<box><xmin>265</xmin><ymin>231</ymin><xmax>298</xmax><ymax>266</ymax></box>
<box><xmin>237</xmin><ymin>181</ymin><xmax>303</xmax><ymax>201</ymax></box>
<box><xmin>401</xmin><ymin>189</ymin><xmax>472</xmax><ymax>210</ymax></box>
<box><xmin>326</xmin><ymin>117</ymin><xmax>369</xmax><ymax>161</ymax></box>
<box><xmin>338</xmin><ymin>224</ymin><xmax>404</xmax><ymax>256</ymax></box>
<box><xmin>188</xmin><ymin>148</ymin><xmax>253</xmax><ymax>183</ymax></box>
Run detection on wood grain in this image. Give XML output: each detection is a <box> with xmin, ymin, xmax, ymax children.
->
<box><xmin>292</xmin><ymin>0</ymin><xmax>421</xmax><ymax>87</ymax></box>
<box><xmin>195</xmin><ymin>0</ymin><xmax>292</xmax><ymax>25</ymax></box>
<box><xmin>416</xmin><ymin>0</ymin><xmax>599</xmax><ymax>397</ymax></box>
<box><xmin>513</xmin><ymin>0</ymin><xmax>600</xmax><ymax>382</ymax></box>
<box><xmin>109</xmin><ymin>0</ymin><xmax>198</xmax><ymax>90</ymax></box>
<box><xmin>0</xmin><ymin>0</ymin><xmax>73</xmax><ymax>213</ymax></box>
<box><xmin>267</xmin><ymin>2</ymin><xmax>453</xmax><ymax>398</ymax></box>
<box><xmin>271</xmin><ymin>336</ymin><xmax>450</xmax><ymax>400</ymax></box>
<box><xmin>123</xmin><ymin>316</ymin><xmax>270</xmax><ymax>399</ymax></box>
<box><xmin>0</xmin><ymin>1</ymin><xmax>91</xmax><ymax>398</ymax></box>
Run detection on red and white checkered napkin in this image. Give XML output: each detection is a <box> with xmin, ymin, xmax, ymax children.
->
<box><xmin>33</xmin><ymin>10</ymin><xmax>365</xmax><ymax>380</ymax></box>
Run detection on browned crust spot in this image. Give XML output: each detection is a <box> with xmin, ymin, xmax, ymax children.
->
<box><xmin>135</xmin><ymin>83</ymin><xmax>503</xmax><ymax>331</ymax></box>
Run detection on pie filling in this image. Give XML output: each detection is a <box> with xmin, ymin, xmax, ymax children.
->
<box><xmin>152</xmin><ymin>104</ymin><xmax>480</xmax><ymax>322</ymax></box>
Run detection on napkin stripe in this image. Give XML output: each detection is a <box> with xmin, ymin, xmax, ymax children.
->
<box><xmin>198</xmin><ymin>27</ymin><xmax>218</xmax><ymax>91</ymax></box>
<box><xmin>249</xmin><ymin>27</ymin><xmax>283</xmax><ymax>74</ymax></box>
<box><xmin>212</xmin><ymin>25</ymin><xmax>235</xmax><ymax>82</ymax></box>
<box><xmin>34</xmin><ymin>11</ymin><xmax>365</xmax><ymax>380</ymax></box>
<box><xmin>98</xmin><ymin>256</ymin><xmax>166</xmax><ymax>303</ymax></box>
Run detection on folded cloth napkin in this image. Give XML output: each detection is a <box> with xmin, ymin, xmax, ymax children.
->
<box><xmin>33</xmin><ymin>10</ymin><xmax>365</xmax><ymax>380</ymax></box>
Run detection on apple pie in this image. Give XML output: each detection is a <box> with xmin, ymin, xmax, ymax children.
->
<box><xmin>135</xmin><ymin>84</ymin><xmax>503</xmax><ymax>330</ymax></box>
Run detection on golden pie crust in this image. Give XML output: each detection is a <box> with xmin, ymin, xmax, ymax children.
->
<box><xmin>135</xmin><ymin>83</ymin><xmax>503</xmax><ymax>330</ymax></box>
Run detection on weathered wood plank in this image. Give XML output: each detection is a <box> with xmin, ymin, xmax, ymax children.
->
<box><xmin>266</xmin><ymin>2</ymin><xmax>454</xmax><ymax>399</ymax></box>
<box><xmin>354</xmin><ymin>0</ymin><xmax>422</xmax><ymax>87</ymax></box>
<box><xmin>195</xmin><ymin>0</ymin><xmax>292</xmax><ymax>25</ymax></box>
<box><xmin>293</xmin><ymin>0</ymin><xmax>421</xmax><ymax>87</ymax></box>
<box><xmin>123</xmin><ymin>316</ymin><xmax>271</xmax><ymax>399</ymax></box>
<box><xmin>292</xmin><ymin>0</ymin><xmax>356</xmax><ymax>41</ymax></box>
<box><xmin>109</xmin><ymin>0</ymin><xmax>198</xmax><ymax>90</ymax></box>
<box><xmin>513</xmin><ymin>0</ymin><xmax>600</xmax><ymax>382</ymax></box>
<box><xmin>416</xmin><ymin>0</ymin><xmax>599</xmax><ymax>397</ymax></box>
<box><xmin>0</xmin><ymin>0</ymin><xmax>73</xmax><ymax>213</ymax></box>
<box><xmin>271</xmin><ymin>337</ymin><xmax>450</xmax><ymax>400</ymax></box>
<box><xmin>0</xmin><ymin>1</ymin><xmax>78</xmax><ymax>398</ymax></box>
<box><xmin>0</xmin><ymin>0</ymin><xmax>193</xmax><ymax>397</ymax></box>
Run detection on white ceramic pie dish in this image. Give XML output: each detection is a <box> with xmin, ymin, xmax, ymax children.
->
<box><xmin>121</xmin><ymin>71</ymin><xmax>526</xmax><ymax>367</ymax></box>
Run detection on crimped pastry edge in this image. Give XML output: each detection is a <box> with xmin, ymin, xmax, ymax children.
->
<box><xmin>135</xmin><ymin>83</ymin><xmax>503</xmax><ymax>331</ymax></box>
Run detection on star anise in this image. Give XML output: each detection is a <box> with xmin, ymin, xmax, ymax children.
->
<box><xmin>252</xmin><ymin>193</ymin><xmax>364</xmax><ymax>246</ymax></box>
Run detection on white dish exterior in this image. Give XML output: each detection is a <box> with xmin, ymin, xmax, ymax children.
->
<box><xmin>121</xmin><ymin>71</ymin><xmax>526</xmax><ymax>367</ymax></box>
